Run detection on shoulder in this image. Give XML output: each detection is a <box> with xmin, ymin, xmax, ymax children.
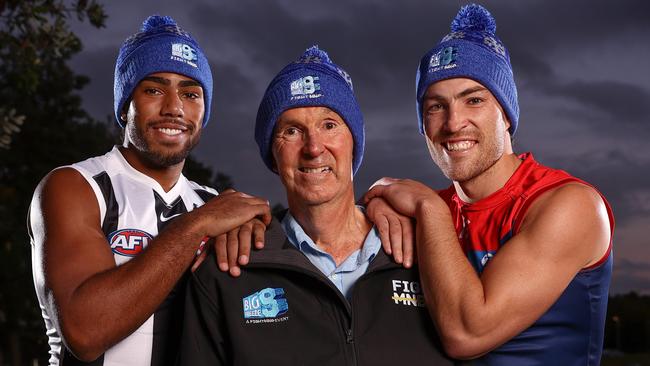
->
<box><xmin>35</xmin><ymin>167</ymin><xmax>94</xmax><ymax>201</ymax></box>
<box><xmin>186</xmin><ymin>179</ymin><xmax>219</xmax><ymax>197</ymax></box>
<box><xmin>524</xmin><ymin>183</ymin><xmax>608</xmax><ymax>225</ymax></box>
<box><xmin>32</xmin><ymin>167</ymin><xmax>100</xmax><ymax>225</ymax></box>
<box><xmin>519</xmin><ymin>182</ymin><xmax>611</xmax><ymax>266</ymax></box>
<box><xmin>29</xmin><ymin>167</ymin><xmax>102</xmax><ymax>251</ymax></box>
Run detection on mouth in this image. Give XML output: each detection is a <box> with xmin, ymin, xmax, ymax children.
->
<box><xmin>150</xmin><ymin>120</ymin><xmax>190</xmax><ymax>138</ymax></box>
<box><xmin>299</xmin><ymin>166</ymin><xmax>332</xmax><ymax>174</ymax></box>
<box><xmin>443</xmin><ymin>140</ymin><xmax>476</xmax><ymax>152</ymax></box>
<box><xmin>157</xmin><ymin>127</ymin><xmax>184</xmax><ymax>136</ymax></box>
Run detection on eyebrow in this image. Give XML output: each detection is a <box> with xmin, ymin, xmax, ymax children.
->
<box><xmin>141</xmin><ymin>76</ymin><xmax>201</xmax><ymax>88</ymax></box>
<box><xmin>141</xmin><ymin>76</ymin><xmax>170</xmax><ymax>85</ymax></box>
<box><xmin>425</xmin><ymin>85</ymin><xmax>488</xmax><ymax>101</ymax></box>
<box><xmin>179</xmin><ymin>80</ymin><xmax>202</xmax><ymax>88</ymax></box>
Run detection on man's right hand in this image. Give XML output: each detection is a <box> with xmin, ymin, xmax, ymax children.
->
<box><xmin>190</xmin><ymin>190</ymin><xmax>270</xmax><ymax>275</ymax></box>
<box><xmin>366</xmin><ymin>197</ymin><xmax>415</xmax><ymax>268</ymax></box>
<box><xmin>189</xmin><ymin>189</ymin><xmax>271</xmax><ymax>239</ymax></box>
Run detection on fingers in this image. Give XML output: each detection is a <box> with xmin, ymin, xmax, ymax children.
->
<box><xmin>237</xmin><ymin>222</ymin><xmax>253</xmax><ymax>266</ymax></box>
<box><xmin>401</xmin><ymin>217</ymin><xmax>415</xmax><ymax>268</ymax></box>
<box><xmin>362</xmin><ymin>185</ymin><xmax>387</xmax><ymax>205</ymax></box>
<box><xmin>213</xmin><ymin>217</ymin><xmax>266</xmax><ymax>276</ymax></box>
<box><xmin>363</xmin><ymin>178</ymin><xmax>400</xmax><ymax>204</ymax></box>
<box><xmin>191</xmin><ymin>247</ymin><xmax>208</xmax><ymax>272</ymax></box>
<box><xmin>375</xmin><ymin>215</ymin><xmax>393</xmax><ymax>256</ymax></box>
<box><xmin>387</xmin><ymin>215</ymin><xmax>403</xmax><ymax>264</ymax></box>
<box><xmin>227</xmin><ymin>228</ymin><xmax>241</xmax><ymax>277</ymax></box>
<box><xmin>252</xmin><ymin>219</ymin><xmax>266</xmax><ymax>249</ymax></box>
<box><xmin>215</xmin><ymin>234</ymin><xmax>228</xmax><ymax>272</ymax></box>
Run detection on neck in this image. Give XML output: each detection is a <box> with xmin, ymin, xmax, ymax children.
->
<box><xmin>288</xmin><ymin>192</ymin><xmax>372</xmax><ymax>265</ymax></box>
<box><xmin>119</xmin><ymin>146</ymin><xmax>184</xmax><ymax>192</ymax></box>
<box><xmin>454</xmin><ymin>152</ymin><xmax>522</xmax><ymax>203</ymax></box>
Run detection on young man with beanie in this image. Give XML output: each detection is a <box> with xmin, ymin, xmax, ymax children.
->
<box><xmin>28</xmin><ymin>15</ymin><xmax>270</xmax><ymax>365</ymax></box>
<box><xmin>364</xmin><ymin>4</ymin><xmax>614</xmax><ymax>365</ymax></box>
<box><xmin>178</xmin><ymin>46</ymin><xmax>452</xmax><ymax>366</ymax></box>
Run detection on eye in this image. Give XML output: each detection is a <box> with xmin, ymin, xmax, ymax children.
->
<box><xmin>324</xmin><ymin>121</ymin><xmax>337</xmax><ymax>130</ymax></box>
<box><xmin>468</xmin><ymin>97</ymin><xmax>484</xmax><ymax>105</ymax></box>
<box><xmin>183</xmin><ymin>92</ymin><xmax>201</xmax><ymax>100</ymax></box>
<box><xmin>285</xmin><ymin>127</ymin><xmax>300</xmax><ymax>136</ymax></box>
<box><xmin>144</xmin><ymin>88</ymin><xmax>162</xmax><ymax>95</ymax></box>
<box><xmin>426</xmin><ymin>103</ymin><xmax>445</xmax><ymax>114</ymax></box>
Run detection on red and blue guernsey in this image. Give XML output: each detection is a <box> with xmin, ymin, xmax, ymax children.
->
<box><xmin>439</xmin><ymin>153</ymin><xmax>614</xmax><ymax>366</ymax></box>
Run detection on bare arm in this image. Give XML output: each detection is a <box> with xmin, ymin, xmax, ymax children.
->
<box><xmin>365</xmin><ymin>179</ymin><xmax>610</xmax><ymax>359</ymax></box>
<box><xmin>30</xmin><ymin>168</ymin><xmax>270</xmax><ymax>361</ymax></box>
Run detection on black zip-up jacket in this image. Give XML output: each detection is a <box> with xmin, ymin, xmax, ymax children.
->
<box><xmin>178</xmin><ymin>219</ymin><xmax>453</xmax><ymax>365</ymax></box>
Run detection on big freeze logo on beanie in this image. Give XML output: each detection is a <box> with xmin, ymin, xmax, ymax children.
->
<box><xmin>290</xmin><ymin>75</ymin><xmax>322</xmax><ymax>100</ymax></box>
<box><xmin>428</xmin><ymin>46</ymin><xmax>458</xmax><ymax>72</ymax></box>
<box><xmin>171</xmin><ymin>43</ymin><xmax>198</xmax><ymax>67</ymax></box>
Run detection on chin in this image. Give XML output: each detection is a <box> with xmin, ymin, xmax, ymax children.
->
<box><xmin>439</xmin><ymin>161</ymin><xmax>479</xmax><ymax>183</ymax></box>
<box><xmin>293</xmin><ymin>189</ymin><xmax>337</xmax><ymax>206</ymax></box>
<box><xmin>141</xmin><ymin>148</ymin><xmax>190</xmax><ymax>168</ymax></box>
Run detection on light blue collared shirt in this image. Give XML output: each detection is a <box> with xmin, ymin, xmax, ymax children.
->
<box><xmin>281</xmin><ymin>208</ymin><xmax>381</xmax><ymax>300</ymax></box>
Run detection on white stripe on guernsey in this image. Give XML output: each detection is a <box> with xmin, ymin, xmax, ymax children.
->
<box><xmin>103</xmin><ymin>316</ymin><xmax>154</xmax><ymax>365</ymax></box>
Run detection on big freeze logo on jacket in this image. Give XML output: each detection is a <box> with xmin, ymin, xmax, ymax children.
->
<box><xmin>108</xmin><ymin>229</ymin><xmax>153</xmax><ymax>257</ymax></box>
<box><xmin>242</xmin><ymin>288</ymin><xmax>289</xmax><ymax>324</ymax></box>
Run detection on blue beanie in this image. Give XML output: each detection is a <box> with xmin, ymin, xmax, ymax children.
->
<box><xmin>114</xmin><ymin>15</ymin><xmax>213</xmax><ymax>127</ymax></box>
<box><xmin>255</xmin><ymin>46</ymin><xmax>365</xmax><ymax>175</ymax></box>
<box><xmin>416</xmin><ymin>4</ymin><xmax>519</xmax><ymax>135</ymax></box>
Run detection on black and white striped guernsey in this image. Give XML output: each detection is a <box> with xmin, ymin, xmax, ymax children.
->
<box><xmin>30</xmin><ymin>147</ymin><xmax>218</xmax><ymax>366</ymax></box>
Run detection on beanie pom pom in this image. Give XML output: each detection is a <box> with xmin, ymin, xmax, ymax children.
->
<box><xmin>451</xmin><ymin>4</ymin><xmax>496</xmax><ymax>34</ymax></box>
<box><xmin>296</xmin><ymin>45</ymin><xmax>332</xmax><ymax>64</ymax></box>
<box><xmin>141</xmin><ymin>15</ymin><xmax>177</xmax><ymax>32</ymax></box>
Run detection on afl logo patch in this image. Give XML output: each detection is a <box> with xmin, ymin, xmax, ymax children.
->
<box><xmin>108</xmin><ymin>229</ymin><xmax>153</xmax><ymax>257</ymax></box>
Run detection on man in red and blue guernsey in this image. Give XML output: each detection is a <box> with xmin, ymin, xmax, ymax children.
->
<box><xmin>364</xmin><ymin>4</ymin><xmax>613</xmax><ymax>365</ymax></box>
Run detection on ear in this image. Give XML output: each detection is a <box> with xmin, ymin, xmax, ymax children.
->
<box><xmin>120</xmin><ymin>99</ymin><xmax>132</xmax><ymax>122</ymax></box>
<box><xmin>503</xmin><ymin>114</ymin><xmax>511</xmax><ymax>130</ymax></box>
<box><xmin>271</xmin><ymin>157</ymin><xmax>278</xmax><ymax>173</ymax></box>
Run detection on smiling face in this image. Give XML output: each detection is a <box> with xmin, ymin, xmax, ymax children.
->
<box><xmin>122</xmin><ymin>72</ymin><xmax>204</xmax><ymax>168</ymax></box>
<box><xmin>422</xmin><ymin>78</ymin><xmax>512</xmax><ymax>183</ymax></box>
<box><xmin>272</xmin><ymin>107</ymin><xmax>355</xmax><ymax>207</ymax></box>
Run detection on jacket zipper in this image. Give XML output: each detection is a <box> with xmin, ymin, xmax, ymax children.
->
<box><xmin>346</xmin><ymin>327</ymin><xmax>357</xmax><ymax>366</ymax></box>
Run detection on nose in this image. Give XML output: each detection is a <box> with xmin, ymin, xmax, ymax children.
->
<box><xmin>443</xmin><ymin>104</ymin><xmax>468</xmax><ymax>133</ymax></box>
<box><xmin>161</xmin><ymin>92</ymin><xmax>184</xmax><ymax>118</ymax></box>
<box><xmin>302</xmin><ymin>130</ymin><xmax>325</xmax><ymax>158</ymax></box>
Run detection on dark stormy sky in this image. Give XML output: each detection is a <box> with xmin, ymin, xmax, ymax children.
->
<box><xmin>68</xmin><ymin>0</ymin><xmax>650</xmax><ymax>294</ymax></box>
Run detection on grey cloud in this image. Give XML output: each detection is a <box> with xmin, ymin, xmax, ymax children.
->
<box><xmin>540</xmin><ymin>149</ymin><xmax>650</xmax><ymax>224</ymax></box>
<box><xmin>611</xmin><ymin>258</ymin><xmax>650</xmax><ymax>294</ymax></box>
<box><xmin>541</xmin><ymin>80</ymin><xmax>650</xmax><ymax>124</ymax></box>
<box><xmin>493</xmin><ymin>0</ymin><xmax>650</xmax><ymax>50</ymax></box>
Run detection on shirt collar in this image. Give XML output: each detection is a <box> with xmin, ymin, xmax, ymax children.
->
<box><xmin>280</xmin><ymin>206</ymin><xmax>381</xmax><ymax>264</ymax></box>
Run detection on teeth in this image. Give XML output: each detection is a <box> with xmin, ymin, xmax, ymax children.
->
<box><xmin>301</xmin><ymin>167</ymin><xmax>332</xmax><ymax>173</ymax></box>
<box><xmin>445</xmin><ymin>141</ymin><xmax>474</xmax><ymax>151</ymax></box>
<box><xmin>158</xmin><ymin>128</ymin><xmax>182</xmax><ymax>136</ymax></box>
